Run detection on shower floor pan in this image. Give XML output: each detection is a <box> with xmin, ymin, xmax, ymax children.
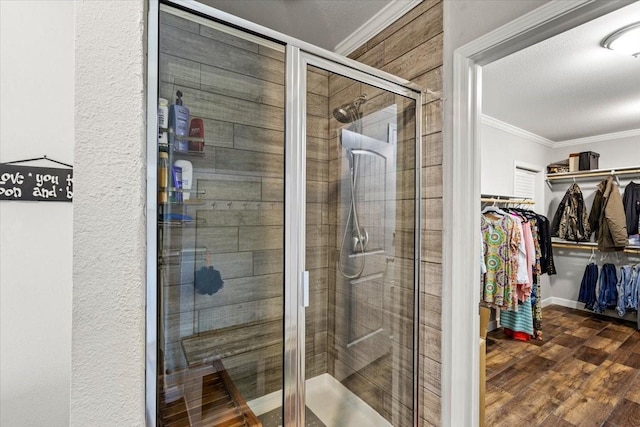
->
<box><xmin>248</xmin><ymin>373</ymin><xmax>392</xmax><ymax>427</ymax></box>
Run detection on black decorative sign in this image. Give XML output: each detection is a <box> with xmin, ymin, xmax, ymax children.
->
<box><xmin>0</xmin><ymin>164</ymin><xmax>73</xmax><ymax>202</ymax></box>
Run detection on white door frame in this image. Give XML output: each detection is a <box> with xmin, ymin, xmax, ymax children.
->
<box><xmin>443</xmin><ymin>1</ymin><xmax>634</xmax><ymax>426</ymax></box>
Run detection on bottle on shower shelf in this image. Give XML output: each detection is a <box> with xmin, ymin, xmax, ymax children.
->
<box><xmin>169</xmin><ymin>90</ymin><xmax>190</xmax><ymax>152</ymax></box>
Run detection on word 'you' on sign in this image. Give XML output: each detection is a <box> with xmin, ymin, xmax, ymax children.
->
<box><xmin>0</xmin><ymin>164</ymin><xmax>73</xmax><ymax>202</ymax></box>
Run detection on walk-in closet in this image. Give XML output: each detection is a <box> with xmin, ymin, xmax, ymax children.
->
<box><xmin>477</xmin><ymin>2</ymin><xmax>640</xmax><ymax>426</ymax></box>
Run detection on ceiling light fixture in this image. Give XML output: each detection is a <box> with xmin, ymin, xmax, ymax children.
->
<box><xmin>601</xmin><ymin>22</ymin><xmax>640</xmax><ymax>57</ymax></box>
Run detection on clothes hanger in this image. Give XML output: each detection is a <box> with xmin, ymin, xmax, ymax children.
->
<box><xmin>481</xmin><ymin>198</ymin><xmax>508</xmax><ymax>216</ymax></box>
<box><xmin>482</xmin><ymin>205</ymin><xmax>508</xmax><ymax>216</ymax></box>
<box><xmin>588</xmin><ymin>248</ymin><xmax>595</xmax><ymax>264</ymax></box>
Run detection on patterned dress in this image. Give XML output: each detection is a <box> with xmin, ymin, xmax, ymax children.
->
<box><xmin>481</xmin><ymin>214</ymin><xmax>520</xmax><ymax>312</ymax></box>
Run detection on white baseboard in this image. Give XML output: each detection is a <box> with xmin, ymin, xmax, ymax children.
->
<box><xmin>544</xmin><ymin>297</ymin><xmax>639</xmax><ymax>327</ymax></box>
<box><xmin>542</xmin><ymin>297</ymin><xmax>580</xmax><ymax>309</ymax></box>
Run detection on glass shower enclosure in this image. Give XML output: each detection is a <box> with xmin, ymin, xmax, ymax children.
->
<box><xmin>147</xmin><ymin>2</ymin><xmax>422</xmax><ymax>426</ymax></box>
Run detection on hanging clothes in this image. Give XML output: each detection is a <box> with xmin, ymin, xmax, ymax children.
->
<box><xmin>480</xmin><ymin>205</ymin><xmax>553</xmax><ymax>341</ymax></box>
<box><xmin>551</xmin><ymin>182</ymin><xmax>591</xmax><ymax>242</ymax></box>
<box><xmin>501</xmin><ymin>296</ymin><xmax>534</xmax><ymax>340</ymax></box>
<box><xmin>528</xmin><ymin>217</ymin><xmax>544</xmax><ymax>340</ymax></box>
<box><xmin>631</xmin><ymin>265</ymin><xmax>640</xmax><ymax>312</ymax></box>
<box><xmin>530</xmin><ymin>275</ymin><xmax>543</xmax><ymax>341</ymax></box>
<box><xmin>509</xmin><ymin>209</ymin><xmax>551</xmax><ymax>340</ymax></box>
<box><xmin>622</xmin><ymin>181</ymin><xmax>640</xmax><ymax>235</ymax></box>
<box><xmin>588</xmin><ymin>176</ymin><xmax>628</xmax><ymax>252</ymax></box>
<box><xmin>593</xmin><ymin>263</ymin><xmax>618</xmax><ymax>313</ymax></box>
<box><xmin>578</xmin><ymin>263</ymin><xmax>598</xmax><ymax>311</ymax></box>
<box><xmin>616</xmin><ymin>265</ymin><xmax>634</xmax><ymax>317</ymax></box>
<box><xmin>535</xmin><ymin>214</ymin><xmax>556</xmax><ymax>275</ymax></box>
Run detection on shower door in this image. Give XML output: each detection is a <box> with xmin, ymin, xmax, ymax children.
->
<box><xmin>288</xmin><ymin>48</ymin><xmax>421</xmax><ymax>427</ymax></box>
<box><xmin>149</xmin><ymin>3</ymin><xmax>420</xmax><ymax>426</ymax></box>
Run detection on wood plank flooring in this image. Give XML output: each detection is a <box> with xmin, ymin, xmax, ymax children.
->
<box><xmin>486</xmin><ymin>305</ymin><xmax>640</xmax><ymax>427</ymax></box>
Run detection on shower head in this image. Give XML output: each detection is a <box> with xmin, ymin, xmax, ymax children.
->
<box><xmin>332</xmin><ymin>94</ymin><xmax>368</xmax><ymax>123</ymax></box>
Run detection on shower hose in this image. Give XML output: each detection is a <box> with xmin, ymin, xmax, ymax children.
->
<box><xmin>338</xmin><ymin>151</ymin><xmax>367</xmax><ymax>279</ymax></box>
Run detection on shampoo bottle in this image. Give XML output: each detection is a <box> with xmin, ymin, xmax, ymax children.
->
<box><xmin>188</xmin><ymin>118</ymin><xmax>205</xmax><ymax>152</ymax></box>
<box><xmin>158</xmin><ymin>98</ymin><xmax>169</xmax><ymax>147</ymax></box>
<box><xmin>174</xmin><ymin>160</ymin><xmax>193</xmax><ymax>201</ymax></box>
<box><xmin>169</xmin><ymin>90</ymin><xmax>190</xmax><ymax>152</ymax></box>
<box><xmin>158</xmin><ymin>152</ymin><xmax>169</xmax><ymax>203</ymax></box>
<box><xmin>171</xmin><ymin>166</ymin><xmax>183</xmax><ymax>203</ymax></box>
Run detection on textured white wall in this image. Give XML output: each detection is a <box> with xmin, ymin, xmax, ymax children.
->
<box><xmin>552</xmin><ymin>135</ymin><xmax>640</xmax><ymax>170</ymax></box>
<box><xmin>71</xmin><ymin>1</ymin><xmax>147</xmax><ymax>425</ymax></box>
<box><xmin>0</xmin><ymin>2</ymin><xmax>74</xmax><ymax>426</ymax></box>
<box><xmin>480</xmin><ymin>122</ymin><xmax>550</xmax><ymax>205</ymax></box>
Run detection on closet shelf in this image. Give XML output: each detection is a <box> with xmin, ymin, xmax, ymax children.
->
<box><xmin>480</xmin><ymin>197</ymin><xmax>535</xmax><ymax>205</ymax></box>
<box><xmin>546</xmin><ymin>166</ymin><xmax>640</xmax><ymax>182</ymax></box>
<box><xmin>551</xmin><ymin>240</ymin><xmax>640</xmax><ymax>255</ymax></box>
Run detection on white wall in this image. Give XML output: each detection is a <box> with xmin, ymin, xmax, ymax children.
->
<box><xmin>0</xmin><ymin>2</ymin><xmax>74</xmax><ymax>426</ymax></box>
<box><xmin>552</xmin><ymin>134</ymin><xmax>640</xmax><ymax>169</ymax></box>
<box><xmin>70</xmin><ymin>1</ymin><xmax>147</xmax><ymax>425</ymax></box>
<box><xmin>480</xmin><ymin>120</ymin><xmax>550</xmax><ymax>208</ymax></box>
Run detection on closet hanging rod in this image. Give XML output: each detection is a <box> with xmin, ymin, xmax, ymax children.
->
<box><xmin>480</xmin><ymin>197</ymin><xmax>535</xmax><ymax>205</ymax></box>
<box><xmin>546</xmin><ymin>166</ymin><xmax>640</xmax><ymax>181</ymax></box>
<box><xmin>552</xmin><ymin>242</ymin><xmax>640</xmax><ymax>255</ymax></box>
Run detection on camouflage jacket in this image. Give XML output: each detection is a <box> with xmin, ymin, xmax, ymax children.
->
<box><xmin>551</xmin><ymin>183</ymin><xmax>591</xmax><ymax>242</ymax></box>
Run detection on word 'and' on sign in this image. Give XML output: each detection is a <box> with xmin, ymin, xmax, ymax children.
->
<box><xmin>0</xmin><ymin>164</ymin><xmax>73</xmax><ymax>202</ymax></box>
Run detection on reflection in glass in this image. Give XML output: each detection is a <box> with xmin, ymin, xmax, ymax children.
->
<box><xmin>157</xmin><ymin>7</ymin><xmax>284</xmax><ymax>426</ymax></box>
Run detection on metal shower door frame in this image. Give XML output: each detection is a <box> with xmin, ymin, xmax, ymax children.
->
<box><xmin>288</xmin><ymin>48</ymin><xmax>422</xmax><ymax>426</ymax></box>
<box><xmin>146</xmin><ymin>1</ymin><xmax>422</xmax><ymax>425</ymax></box>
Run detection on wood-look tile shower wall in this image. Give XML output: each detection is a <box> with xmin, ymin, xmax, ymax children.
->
<box><xmin>158</xmin><ymin>11</ymin><xmax>291</xmax><ymax>400</ymax></box>
<box><xmin>347</xmin><ymin>1</ymin><xmax>444</xmax><ymax>426</ymax></box>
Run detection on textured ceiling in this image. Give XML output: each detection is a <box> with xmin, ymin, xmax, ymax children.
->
<box><xmin>197</xmin><ymin>0</ymin><xmax>394</xmax><ymax>51</ymax></box>
<box><xmin>482</xmin><ymin>1</ymin><xmax>640</xmax><ymax>142</ymax></box>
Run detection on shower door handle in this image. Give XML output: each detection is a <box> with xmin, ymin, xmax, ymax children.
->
<box><xmin>303</xmin><ymin>270</ymin><xmax>309</xmax><ymax>308</ymax></box>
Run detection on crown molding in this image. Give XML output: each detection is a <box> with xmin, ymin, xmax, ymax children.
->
<box><xmin>333</xmin><ymin>0</ymin><xmax>422</xmax><ymax>56</ymax></box>
<box><xmin>554</xmin><ymin>128</ymin><xmax>640</xmax><ymax>148</ymax></box>
<box><xmin>481</xmin><ymin>114</ymin><xmax>555</xmax><ymax>148</ymax></box>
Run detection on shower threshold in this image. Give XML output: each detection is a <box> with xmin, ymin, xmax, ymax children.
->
<box><xmin>248</xmin><ymin>373</ymin><xmax>392</xmax><ymax>427</ymax></box>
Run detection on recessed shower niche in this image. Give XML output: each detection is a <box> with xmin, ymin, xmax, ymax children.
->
<box><xmin>149</xmin><ymin>3</ymin><xmax>421</xmax><ymax>426</ymax></box>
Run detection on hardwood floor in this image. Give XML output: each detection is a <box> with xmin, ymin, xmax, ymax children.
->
<box><xmin>485</xmin><ymin>305</ymin><xmax>640</xmax><ymax>427</ymax></box>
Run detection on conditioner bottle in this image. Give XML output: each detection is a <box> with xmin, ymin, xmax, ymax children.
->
<box><xmin>169</xmin><ymin>90</ymin><xmax>190</xmax><ymax>152</ymax></box>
